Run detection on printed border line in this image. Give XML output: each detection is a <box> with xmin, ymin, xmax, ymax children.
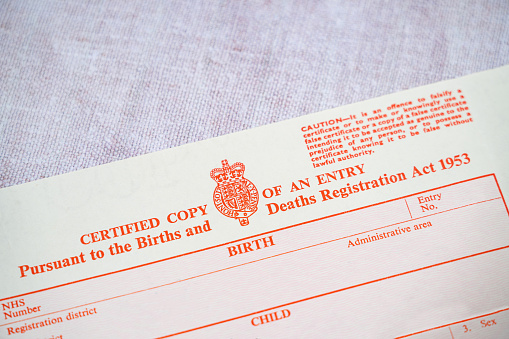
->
<box><xmin>404</xmin><ymin>199</ymin><xmax>413</xmax><ymax>218</ymax></box>
<box><xmin>0</xmin><ymin>174</ymin><xmax>504</xmax><ymax>302</ymax></box>
<box><xmin>449</xmin><ymin>326</ymin><xmax>455</xmax><ymax>339</ymax></box>
<box><xmin>1</xmin><ymin>196</ymin><xmax>501</xmax><ymax>327</ymax></box>
<box><xmin>395</xmin><ymin>307</ymin><xmax>509</xmax><ymax>338</ymax></box>
<box><xmin>155</xmin><ymin>245</ymin><xmax>509</xmax><ymax>338</ymax></box>
<box><xmin>494</xmin><ymin>175</ymin><xmax>509</xmax><ymax>216</ymax></box>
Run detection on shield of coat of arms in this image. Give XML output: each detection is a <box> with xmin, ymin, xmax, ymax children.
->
<box><xmin>210</xmin><ymin>160</ymin><xmax>259</xmax><ymax>226</ymax></box>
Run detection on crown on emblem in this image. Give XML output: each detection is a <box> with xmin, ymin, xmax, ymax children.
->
<box><xmin>210</xmin><ymin>160</ymin><xmax>245</xmax><ymax>184</ymax></box>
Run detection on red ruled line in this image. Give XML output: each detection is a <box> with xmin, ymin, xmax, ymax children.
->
<box><xmin>449</xmin><ymin>326</ymin><xmax>455</xmax><ymax>339</ymax></box>
<box><xmin>494</xmin><ymin>175</ymin><xmax>509</xmax><ymax>216</ymax></box>
<box><xmin>405</xmin><ymin>199</ymin><xmax>413</xmax><ymax>218</ymax></box>
<box><xmin>395</xmin><ymin>307</ymin><xmax>509</xmax><ymax>338</ymax></box>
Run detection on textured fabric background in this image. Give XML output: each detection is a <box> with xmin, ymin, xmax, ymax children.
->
<box><xmin>1</xmin><ymin>0</ymin><xmax>508</xmax><ymax>188</ymax></box>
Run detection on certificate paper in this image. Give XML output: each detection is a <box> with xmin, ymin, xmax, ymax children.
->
<box><xmin>1</xmin><ymin>66</ymin><xmax>509</xmax><ymax>338</ymax></box>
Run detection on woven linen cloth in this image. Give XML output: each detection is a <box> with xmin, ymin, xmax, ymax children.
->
<box><xmin>1</xmin><ymin>0</ymin><xmax>508</xmax><ymax>188</ymax></box>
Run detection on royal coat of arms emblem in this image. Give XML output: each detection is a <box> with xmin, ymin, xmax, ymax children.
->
<box><xmin>210</xmin><ymin>160</ymin><xmax>259</xmax><ymax>226</ymax></box>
